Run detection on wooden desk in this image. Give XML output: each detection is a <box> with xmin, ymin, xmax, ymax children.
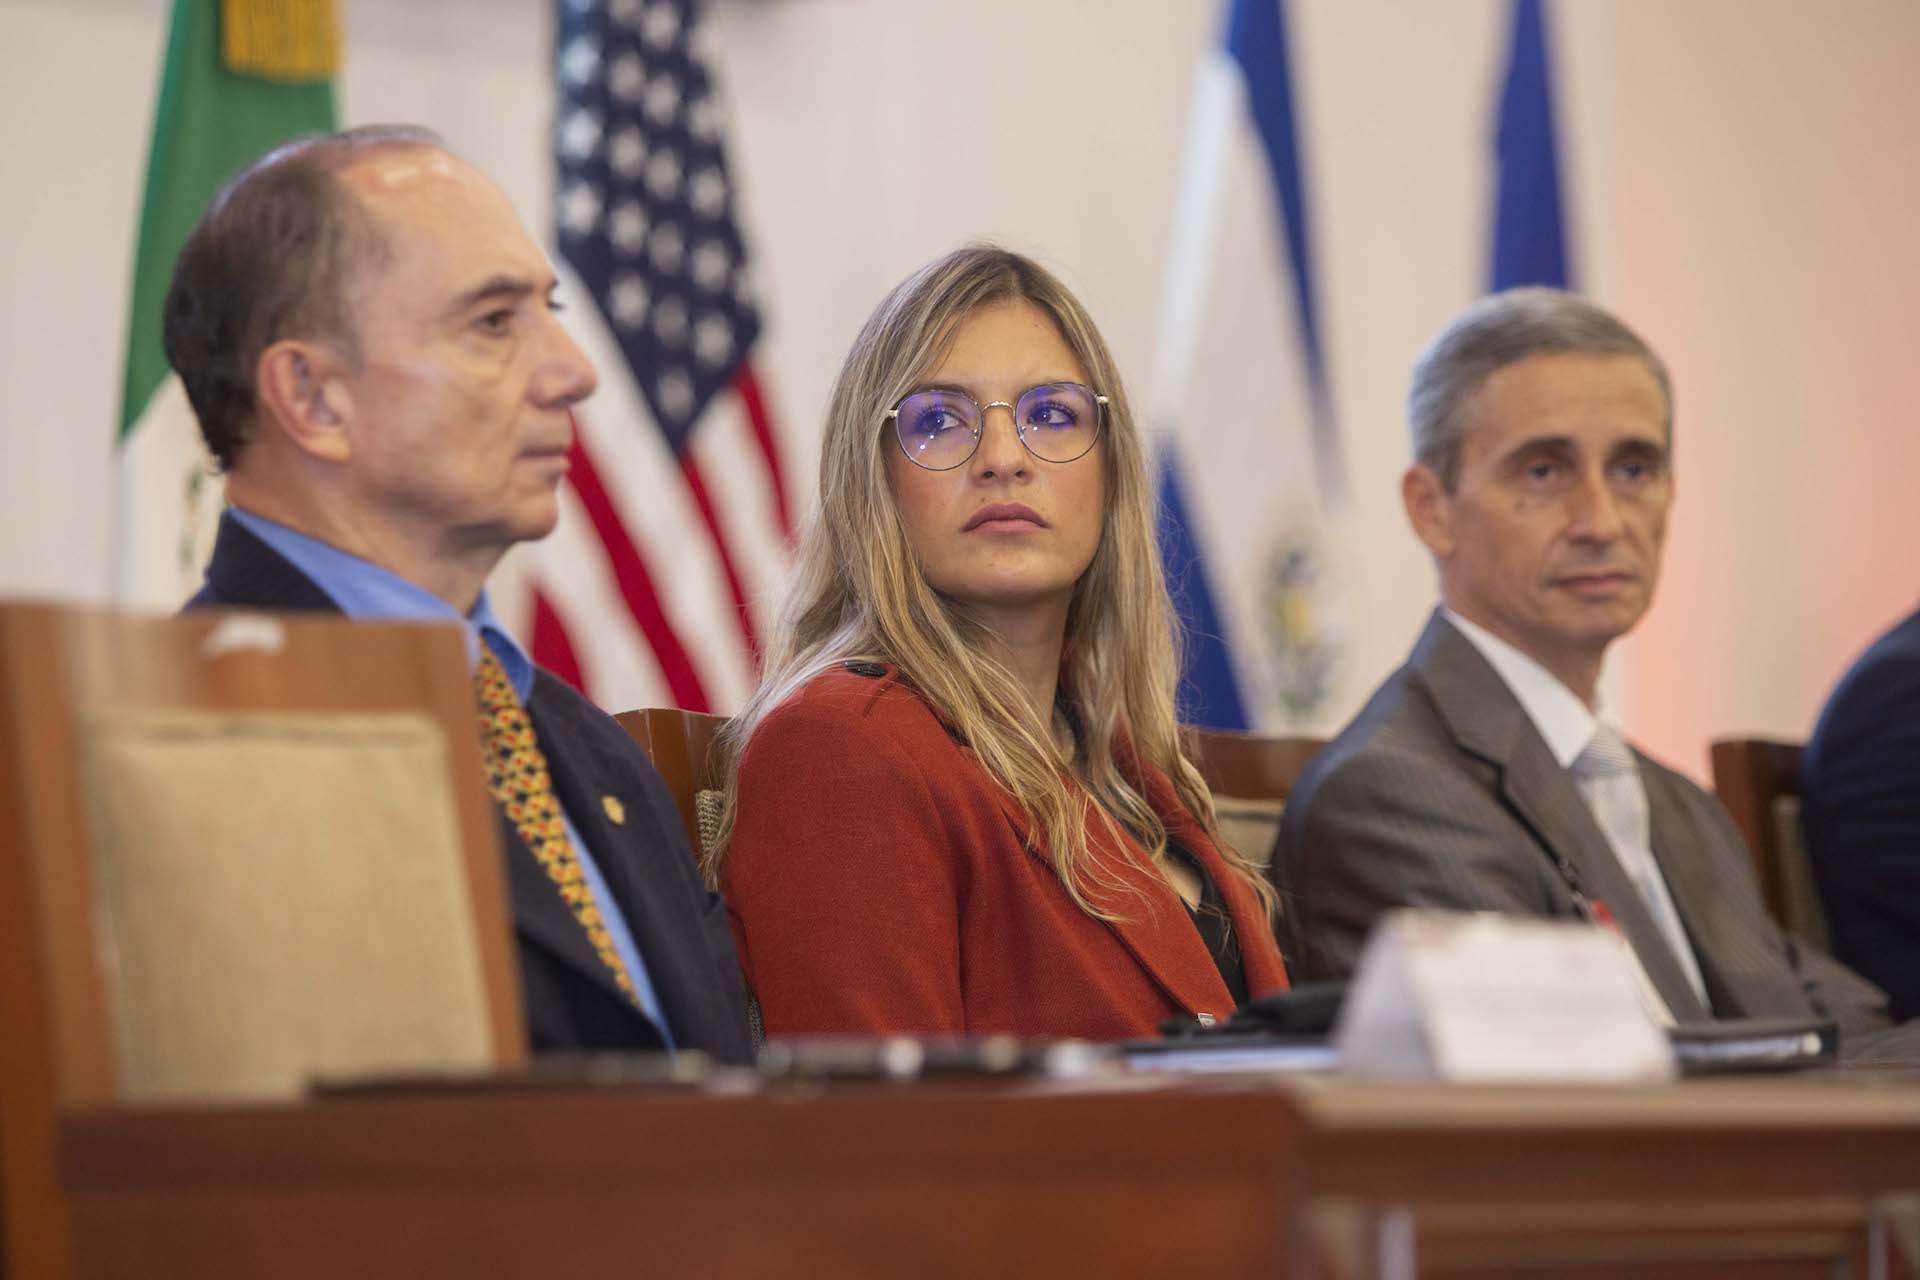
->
<box><xmin>52</xmin><ymin>1073</ymin><xmax>1920</xmax><ymax>1278</ymax></box>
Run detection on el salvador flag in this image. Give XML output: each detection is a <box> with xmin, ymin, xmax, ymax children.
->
<box><xmin>1492</xmin><ymin>0</ymin><xmax>1572</xmax><ymax>291</ymax></box>
<box><xmin>1149</xmin><ymin>0</ymin><xmax>1350</xmax><ymax>732</ymax></box>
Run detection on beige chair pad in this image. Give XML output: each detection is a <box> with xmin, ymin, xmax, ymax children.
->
<box><xmin>84</xmin><ymin>710</ymin><xmax>495</xmax><ymax>1103</ymax></box>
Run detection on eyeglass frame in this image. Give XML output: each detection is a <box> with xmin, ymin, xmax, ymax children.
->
<box><xmin>883</xmin><ymin>381</ymin><xmax>1109</xmax><ymax>471</ymax></box>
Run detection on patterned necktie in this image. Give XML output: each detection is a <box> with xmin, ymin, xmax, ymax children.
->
<box><xmin>472</xmin><ymin>644</ymin><xmax>638</xmax><ymax>1006</ymax></box>
<box><xmin>1570</xmin><ymin>723</ymin><xmax>1709</xmax><ymax>1005</ymax></box>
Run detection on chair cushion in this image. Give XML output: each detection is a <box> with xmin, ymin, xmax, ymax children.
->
<box><xmin>694</xmin><ymin>787</ymin><xmax>725</xmax><ymax>869</ymax></box>
<box><xmin>85</xmin><ymin>709</ymin><xmax>495</xmax><ymax>1102</ymax></box>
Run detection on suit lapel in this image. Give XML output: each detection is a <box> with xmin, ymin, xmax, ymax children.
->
<box><xmin>1640</xmin><ymin>759</ymin><xmax>1760</xmax><ymax>1016</ymax></box>
<box><xmin>1008</xmin><ymin>739</ymin><xmax>1243</xmax><ymax>1021</ymax></box>
<box><xmin>1089</xmin><ymin>837</ymin><xmax>1239</xmax><ymax>1021</ymax></box>
<box><xmin>1164</xmin><ymin>794</ymin><xmax>1290</xmax><ymax>998</ymax></box>
<box><xmin>977</xmin><ymin>766</ymin><xmax>1239</xmax><ymax>1019</ymax></box>
<box><xmin>1413</xmin><ymin>613</ymin><xmax>1711</xmax><ymax>1022</ymax></box>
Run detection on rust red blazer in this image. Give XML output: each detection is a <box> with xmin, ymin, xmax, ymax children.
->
<box><xmin>722</xmin><ymin>664</ymin><xmax>1289</xmax><ymax>1040</ymax></box>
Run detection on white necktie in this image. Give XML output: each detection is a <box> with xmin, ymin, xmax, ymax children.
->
<box><xmin>1570</xmin><ymin>724</ymin><xmax>1710</xmax><ymax>1008</ymax></box>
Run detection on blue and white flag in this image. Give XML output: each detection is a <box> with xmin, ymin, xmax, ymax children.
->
<box><xmin>1491</xmin><ymin>0</ymin><xmax>1572</xmax><ymax>290</ymax></box>
<box><xmin>1148</xmin><ymin>0</ymin><xmax>1349</xmax><ymax>731</ymax></box>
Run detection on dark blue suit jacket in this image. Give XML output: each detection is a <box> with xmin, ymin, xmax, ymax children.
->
<box><xmin>1803</xmin><ymin>606</ymin><xmax>1920</xmax><ymax>1022</ymax></box>
<box><xmin>186</xmin><ymin>514</ymin><xmax>752</xmax><ymax>1062</ymax></box>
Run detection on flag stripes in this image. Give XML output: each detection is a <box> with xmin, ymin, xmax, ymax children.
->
<box><xmin>676</xmin><ymin>449</ymin><xmax>762</xmax><ymax>663</ymax></box>
<box><xmin>562</xmin><ymin>425</ymin><xmax>715</xmax><ymax>712</ymax></box>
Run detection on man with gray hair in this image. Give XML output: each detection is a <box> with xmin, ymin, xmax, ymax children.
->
<box><xmin>1272</xmin><ymin>288</ymin><xmax>1888</xmax><ymax>1037</ymax></box>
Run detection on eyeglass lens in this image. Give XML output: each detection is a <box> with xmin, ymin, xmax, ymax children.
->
<box><xmin>892</xmin><ymin>382</ymin><xmax>1102</xmax><ymax>471</ymax></box>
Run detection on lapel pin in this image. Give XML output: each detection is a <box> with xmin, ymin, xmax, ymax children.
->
<box><xmin>601</xmin><ymin>795</ymin><xmax>627</xmax><ymax>825</ymax></box>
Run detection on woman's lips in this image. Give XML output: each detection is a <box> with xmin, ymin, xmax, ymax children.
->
<box><xmin>962</xmin><ymin>502</ymin><xmax>1048</xmax><ymax>532</ymax></box>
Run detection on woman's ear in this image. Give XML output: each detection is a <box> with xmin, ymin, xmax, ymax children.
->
<box><xmin>253</xmin><ymin>340</ymin><xmax>356</xmax><ymax>463</ymax></box>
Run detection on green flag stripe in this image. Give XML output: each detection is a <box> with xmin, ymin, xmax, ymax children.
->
<box><xmin>120</xmin><ymin>0</ymin><xmax>336</xmax><ymax>438</ymax></box>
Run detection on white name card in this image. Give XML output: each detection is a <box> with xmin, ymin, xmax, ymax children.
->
<box><xmin>1335</xmin><ymin>910</ymin><xmax>1677</xmax><ymax>1083</ymax></box>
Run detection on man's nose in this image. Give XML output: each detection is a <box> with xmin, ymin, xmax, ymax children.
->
<box><xmin>971</xmin><ymin>402</ymin><xmax>1028</xmax><ymax>479</ymax></box>
<box><xmin>536</xmin><ymin>312</ymin><xmax>599</xmax><ymax>408</ymax></box>
<box><xmin>1567</xmin><ymin>468</ymin><xmax>1627</xmax><ymax>541</ymax></box>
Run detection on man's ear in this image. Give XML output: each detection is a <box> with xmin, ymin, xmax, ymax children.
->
<box><xmin>1402</xmin><ymin>463</ymin><xmax>1456</xmax><ymax>558</ymax></box>
<box><xmin>254</xmin><ymin>340</ymin><xmax>355</xmax><ymax>463</ymax></box>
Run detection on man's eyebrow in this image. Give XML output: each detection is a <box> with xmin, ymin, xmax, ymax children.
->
<box><xmin>1494</xmin><ymin>433</ymin><xmax>1669</xmax><ymax>468</ymax></box>
<box><xmin>1496</xmin><ymin>434</ymin><xmax>1575</xmax><ymax>463</ymax></box>
<box><xmin>447</xmin><ymin>274</ymin><xmax>556</xmax><ymax>314</ymax></box>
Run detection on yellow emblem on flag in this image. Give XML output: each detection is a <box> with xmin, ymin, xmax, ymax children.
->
<box><xmin>221</xmin><ymin>0</ymin><xmax>340</xmax><ymax>83</ymax></box>
<box><xmin>601</xmin><ymin>795</ymin><xmax>627</xmax><ymax>826</ymax></box>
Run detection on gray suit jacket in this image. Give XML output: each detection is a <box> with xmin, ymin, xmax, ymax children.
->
<box><xmin>1274</xmin><ymin>611</ymin><xmax>1888</xmax><ymax>1038</ymax></box>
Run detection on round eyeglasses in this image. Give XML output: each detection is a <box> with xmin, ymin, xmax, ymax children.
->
<box><xmin>886</xmin><ymin>381</ymin><xmax>1107</xmax><ymax>471</ymax></box>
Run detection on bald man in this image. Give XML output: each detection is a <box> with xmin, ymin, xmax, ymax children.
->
<box><xmin>168</xmin><ymin>126</ymin><xmax>750</xmax><ymax>1060</ymax></box>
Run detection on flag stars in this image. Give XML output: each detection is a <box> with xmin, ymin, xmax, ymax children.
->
<box><xmin>556</xmin><ymin>0</ymin><xmax>760</xmax><ymax>432</ymax></box>
<box><xmin>609</xmin><ymin>200</ymin><xmax>648</xmax><ymax>252</ymax></box>
<box><xmin>649</xmin><ymin>223</ymin><xmax>686</xmax><ymax>273</ymax></box>
<box><xmin>609</xmin><ymin>127</ymin><xmax>647</xmax><ymax>178</ymax></box>
<box><xmin>559</xmin><ymin>181</ymin><xmax>602</xmax><ymax>236</ymax></box>
<box><xmin>559</xmin><ymin>107</ymin><xmax>603</xmax><ymax>162</ymax></box>
<box><xmin>645</xmin><ymin>150</ymin><xmax>683</xmax><ymax>201</ymax></box>
<box><xmin>658</xmin><ymin>369</ymin><xmax>695</xmax><ymax>419</ymax></box>
<box><xmin>687</xmin><ymin>95</ymin><xmax>722</xmax><ymax>142</ymax></box>
<box><xmin>609</xmin><ymin>53</ymin><xmax>645</xmax><ymax>102</ymax></box>
<box><xmin>643</xmin><ymin>75</ymin><xmax>681</xmax><ymax>127</ymax></box>
<box><xmin>687</xmin><ymin>18</ymin><xmax>716</xmax><ymax>65</ymax></box>
<box><xmin>689</xmin><ymin>167</ymin><xmax>727</xmax><ymax>218</ymax></box>
<box><xmin>695</xmin><ymin>313</ymin><xmax>734</xmax><ymax>368</ymax></box>
<box><xmin>691</xmin><ymin>239</ymin><xmax>732</xmax><ymax>292</ymax></box>
<box><xmin>642</xmin><ymin>0</ymin><xmax>682</xmax><ymax>49</ymax></box>
<box><xmin>559</xmin><ymin>35</ymin><xmax>600</xmax><ymax>87</ymax></box>
<box><xmin>653</xmin><ymin>295</ymin><xmax>690</xmax><ymax>347</ymax></box>
<box><xmin>610</xmin><ymin>273</ymin><xmax>650</xmax><ymax>328</ymax></box>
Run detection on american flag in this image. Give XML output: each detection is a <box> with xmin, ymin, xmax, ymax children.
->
<box><xmin>528</xmin><ymin>0</ymin><xmax>792</xmax><ymax>714</ymax></box>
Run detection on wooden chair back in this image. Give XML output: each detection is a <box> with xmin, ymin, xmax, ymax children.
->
<box><xmin>1709</xmin><ymin>736</ymin><xmax>1830</xmax><ymax>945</ymax></box>
<box><xmin>1179</xmin><ymin>727</ymin><xmax>1327</xmax><ymax>869</ymax></box>
<box><xmin>614</xmin><ymin>706</ymin><xmax>729</xmax><ymax>861</ymax></box>
<box><xmin>0</xmin><ymin>602</ymin><xmax>525</xmax><ymax>1280</ymax></box>
<box><xmin>1182</xmin><ymin>726</ymin><xmax>1328</xmax><ymax>801</ymax></box>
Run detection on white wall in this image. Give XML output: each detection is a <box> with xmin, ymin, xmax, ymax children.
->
<box><xmin>3</xmin><ymin>0</ymin><xmax>1916</xmax><ymax>777</ymax></box>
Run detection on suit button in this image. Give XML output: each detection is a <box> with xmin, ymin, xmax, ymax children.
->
<box><xmin>843</xmin><ymin>660</ymin><xmax>887</xmax><ymax>678</ymax></box>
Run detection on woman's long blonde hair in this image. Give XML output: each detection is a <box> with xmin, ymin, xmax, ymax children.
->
<box><xmin>710</xmin><ymin>245</ymin><xmax>1275</xmax><ymax>920</ymax></box>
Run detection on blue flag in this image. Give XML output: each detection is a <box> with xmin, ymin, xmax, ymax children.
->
<box><xmin>1492</xmin><ymin>0</ymin><xmax>1572</xmax><ymax>290</ymax></box>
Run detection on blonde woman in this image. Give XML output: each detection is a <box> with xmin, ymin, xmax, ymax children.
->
<box><xmin>712</xmin><ymin>246</ymin><xmax>1288</xmax><ymax>1039</ymax></box>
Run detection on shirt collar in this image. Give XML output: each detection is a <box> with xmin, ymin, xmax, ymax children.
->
<box><xmin>231</xmin><ymin>507</ymin><xmax>535</xmax><ymax>702</ymax></box>
<box><xmin>1442</xmin><ymin>607</ymin><xmax>1604</xmax><ymax>769</ymax></box>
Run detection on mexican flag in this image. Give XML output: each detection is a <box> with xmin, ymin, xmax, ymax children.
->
<box><xmin>117</xmin><ymin>0</ymin><xmax>337</xmax><ymax>607</ymax></box>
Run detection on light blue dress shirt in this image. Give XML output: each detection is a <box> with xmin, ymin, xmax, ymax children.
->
<box><xmin>231</xmin><ymin>508</ymin><xmax>674</xmax><ymax>1045</ymax></box>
